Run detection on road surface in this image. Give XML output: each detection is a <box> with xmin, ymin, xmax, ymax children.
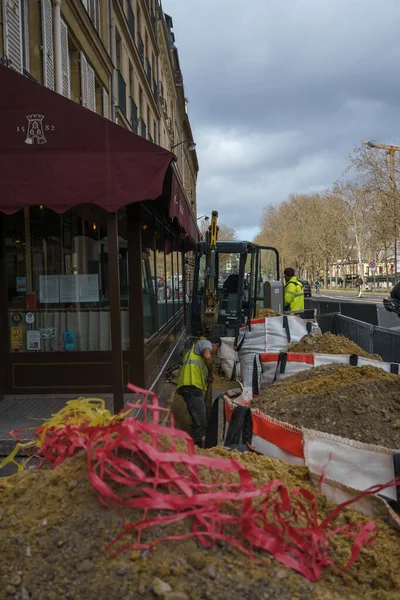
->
<box><xmin>312</xmin><ymin>290</ymin><xmax>387</xmax><ymax>304</ymax></box>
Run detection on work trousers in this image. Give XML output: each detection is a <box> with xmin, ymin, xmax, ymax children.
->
<box><xmin>179</xmin><ymin>385</ymin><xmax>207</xmax><ymax>445</ymax></box>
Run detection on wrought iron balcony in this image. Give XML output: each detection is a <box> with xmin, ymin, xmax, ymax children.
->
<box><xmin>117</xmin><ymin>70</ymin><xmax>127</xmax><ymax>115</ymax></box>
<box><xmin>128</xmin><ymin>4</ymin><xmax>135</xmax><ymax>42</ymax></box>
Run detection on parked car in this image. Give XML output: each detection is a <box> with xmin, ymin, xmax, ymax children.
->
<box><xmin>300</xmin><ymin>279</ymin><xmax>311</xmax><ymax>297</ymax></box>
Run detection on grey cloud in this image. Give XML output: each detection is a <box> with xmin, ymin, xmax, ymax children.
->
<box><xmin>162</xmin><ymin>0</ymin><xmax>400</xmax><ymax>237</ymax></box>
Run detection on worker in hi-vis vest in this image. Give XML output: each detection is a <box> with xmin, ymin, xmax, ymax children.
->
<box><xmin>283</xmin><ymin>267</ymin><xmax>304</xmax><ymax>312</ymax></box>
<box><xmin>177</xmin><ymin>333</ymin><xmax>221</xmax><ymax>447</ymax></box>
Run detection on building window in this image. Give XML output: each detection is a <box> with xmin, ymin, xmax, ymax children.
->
<box><xmin>116</xmin><ymin>30</ymin><xmax>122</xmax><ymax>71</ymax></box>
<box><xmin>140</xmin><ymin>207</ymin><xmax>184</xmax><ymax>339</ymax></box>
<box><xmin>2</xmin><ymin>0</ymin><xmax>30</xmax><ymax>73</ymax></box>
<box><xmin>129</xmin><ymin>61</ymin><xmax>134</xmax><ymax>98</ymax></box>
<box><xmin>130</xmin><ymin>97</ymin><xmax>138</xmax><ymax>132</ymax></box>
<box><xmin>41</xmin><ymin>0</ymin><xmax>55</xmax><ymax>90</ymax></box>
<box><xmin>139</xmin><ymin>86</ymin><xmax>143</xmax><ymax>118</ymax></box>
<box><xmin>82</xmin><ymin>0</ymin><xmax>100</xmax><ymax>32</ymax></box>
<box><xmin>60</xmin><ymin>19</ymin><xmax>71</xmax><ymax>98</ymax></box>
<box><xmin>80</xmin><ymin>52</ymin><xmax>96</xmax><ymax>111</ymax></box>
<box><xmin>128</xmin><ymin>2</ymin><xmax>135</xmax><ymax>41</ymax></box>
<box><xmin>102</xmin><ymin>88</ymin><xmax>109</xmax><ymax>118</ymax></box>
<box><xmin>5</xmin><ymin>205</ymin><xmax>130</xmax><ymax>353</ymax></box>
<box><xmin>140</xmin><ymin>117</ymin><xmax>147</xmax><ymax>138</ymax></box>
<box><xmin>21</xmin><ymin>0</ymin><xmax>30</xmax><ymax>71</ymax></box>
<box><xmin>141</xmin><ymin>211</ymin><xmax>157</xmax><ymax>340</ymax></box>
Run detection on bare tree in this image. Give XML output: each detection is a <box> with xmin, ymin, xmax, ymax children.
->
<box><xmin>332</xmin><ymin>181</ymin><xmax>373</xmax><ymax>279</ymax></box>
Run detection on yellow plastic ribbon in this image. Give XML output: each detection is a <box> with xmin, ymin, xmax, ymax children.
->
<box><xmin>0</xmin><ymin>397</ymin><xmax>137</xmax><ymax>474</ymax></box>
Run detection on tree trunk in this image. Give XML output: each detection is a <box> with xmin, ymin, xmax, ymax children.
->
<box><xmin>325</xmin><ymin>257</ymin><xmax>329</xmax><ymax>289</ymax></box>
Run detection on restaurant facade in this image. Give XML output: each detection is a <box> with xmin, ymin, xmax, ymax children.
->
<box><xmin>0</xmin><ymin>64</ymin><xmax>200</xmax><ymax>412</ymax></box>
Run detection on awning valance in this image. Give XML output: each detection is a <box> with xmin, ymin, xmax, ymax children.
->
<box><xmin>0</xmin><ymin>65</ymin><xmax>173</xmax><ymax>214</ymax></box>
<box><xmin>170</xmin><ymin>172</ymin><xmax>200</xmax><ymax>244</ymax></box>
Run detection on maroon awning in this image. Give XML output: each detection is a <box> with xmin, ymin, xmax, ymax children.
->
<box><xmin>0</xmin><ymin>65</ymin><xmax>173</xmax><ymax>214</ymax></box>
<box><xmin>170</xmin><ymin>172</ymin><xmax>200</xmax><ymax>244</ymax></box>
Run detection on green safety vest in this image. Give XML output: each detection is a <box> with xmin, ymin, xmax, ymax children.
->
<box><xmin>284</xmin><ymin>277</ymin><xmax>304</xmax><ymax>311</ymax></box>
<box><xmin>177</xmin><ymin>344</ymin><xmax>209</xmax><ymax>392</ymax></box>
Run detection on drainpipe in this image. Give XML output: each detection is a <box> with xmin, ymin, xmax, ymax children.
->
<box><xmin>53</xmin><ymin>0</ymin><xmax>62</xmax><ymax>94</ymax></box>
<box><xmin>108</xmin><ymin>0</ymin><xmax>116</xmax><ymax>121</ymax></box>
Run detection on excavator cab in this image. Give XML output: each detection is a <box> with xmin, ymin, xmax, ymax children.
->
<box><xmin>191</xmin><ymin>239</ymin><xmax>280</xmax><ymax>337</ymax></box>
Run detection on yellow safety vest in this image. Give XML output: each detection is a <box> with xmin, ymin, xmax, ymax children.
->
<box><xmin>177</xmin><ymin>344</ymin><xmax>209</xmax><ymax>392</ymax></box>
<box><xmin>284</xmin><ymin>276</ymin><xmax>304</xmax><ymax>311</ymax></box>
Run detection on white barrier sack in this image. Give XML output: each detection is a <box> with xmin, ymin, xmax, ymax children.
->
<box><xmin>219</xmin><ymin>337</ymin><xmax>241</xmax><ymax>380</ymax></box>
<box><xmin>237</xmin><ymin>316</ymin><xmax>314</xmax><ymax>392</ymax></box>
<box><xmin>259</xmin><ymin>351</ymin><xmax>400</xmax><ymax>391</ymax></box>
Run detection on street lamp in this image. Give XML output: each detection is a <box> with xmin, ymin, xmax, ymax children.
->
<box><xmin>364</xmin><ymin>140</ymin><xmax>400</xmax><ymax>283</ymax></box>
<box><xmin>171</xmin><ymin>140</ymin><xmax>196</xmax><ymax>152</ymax></box>
<box><xmin>197</xmin><ymin>215</ymin><xmax>209</xmax><ymax>221</ymax></box>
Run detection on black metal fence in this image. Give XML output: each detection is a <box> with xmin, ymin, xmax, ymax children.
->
<box><xmin>305</xmin><ymin>298</ymin><xmax>400</xmax><ymax>362</ymax></box>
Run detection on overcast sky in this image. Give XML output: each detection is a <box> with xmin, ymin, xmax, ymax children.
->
<box><xmin>162</xmin><ymin>0</ymin><xmax>400</xmax><ymax>241</ymax></box>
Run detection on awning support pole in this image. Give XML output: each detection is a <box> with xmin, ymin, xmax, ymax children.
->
<box><xmin>127</xmin><ymin>204</ymin><xmax>145</xmax><ymax>386</ymax></box>
<box><xmin>107</xmin><ymin>211</ymin><xmax>124</xmax><ymax>413</ymax></box>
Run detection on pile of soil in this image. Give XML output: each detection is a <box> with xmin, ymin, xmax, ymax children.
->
<box><xmin>256</xmin><ymin>308</ymin><xmax>282</xmax><ymax>317</ymax></box>
<box><xmin>251</xmin><ymin>364</ymin><xmax>400</xmax><ymax>447</ymax></box>
<box><xmin>1</xmin><ymin>450</ymin><xmax>400</xmax><ymax>600</ymax></box>
<box><xmin>290</xmin><ymin>332</ymin><xmax>382</xmax><ymax>361</ymax></box>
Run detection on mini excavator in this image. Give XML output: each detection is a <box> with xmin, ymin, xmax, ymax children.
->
<box><xmin>191</xmin><ymin>211</ymin><xmax>282</xmax><ymax>338</ymax></box>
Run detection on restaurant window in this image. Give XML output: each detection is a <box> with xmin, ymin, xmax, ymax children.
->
<box><xmin>117</xmin><ymin>208</ymin><xmax>130</xmax><ymax>349</ymax></box>
<box><xmin>5</xmin><ymin>205</ymin><xmax>121</xmax><ymax>353</ymax></box>
<box><xmin>166</xmin><ymin>235</ymin><xmax>175</xmax><ymax>319</ymax></box>
<box><xmin>141</xmin><ymin>209</ymin><xmax>157</xmax><ymax>340</ymax></box>
<box><xmin>155</xmin><ymin>218</ymin><xmax>167</xmax><ymax>329</ymax></box>
<box><xmin>175</xmin><ymin>247</ymin><xmax>183</xmax><ymax>311</ymax></box>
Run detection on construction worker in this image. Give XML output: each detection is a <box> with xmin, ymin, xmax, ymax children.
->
<box><xmin>177</xmin><ymin>333</ymin><xmax>221</xmax><ymax>447</ymax></box>
<box><xmin>283</xmin><ymin>267</ymin><xmax>305</xmax><ymax>312</ymax></box>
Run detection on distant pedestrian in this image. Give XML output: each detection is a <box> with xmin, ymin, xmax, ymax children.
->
<box><xmin>356</xmin><ymin>277</ymin><xmax>363</xmax><ymax>298</ymax></box>
<box><xmin>314</xmin><ymin>280</ymin><xmax>320</xmax><ymax>294</ymax></box>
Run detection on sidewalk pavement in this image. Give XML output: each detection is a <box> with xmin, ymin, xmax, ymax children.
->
<box><xmin>0</xmin><ymin>393</ymin><xmax>139</xmax><ymax>457</ymax></box>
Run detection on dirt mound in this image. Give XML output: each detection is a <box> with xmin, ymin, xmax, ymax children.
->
<box><xmin>1</xmin><ymin>450</ymin><xmax>400</xmax><ymax>600</ymax></box>
<box><xmin>256</xmin><ymin>308</ymin><xmax>282</xmax><ymax>317</ymax></box>
<box><xmin>289</xmin><ymin>332</ymin><xmax>382</xmax><ymax>361</ymax></box>
<box><xmin>251</xmin><ymin>364</ymin><xmax>400</xmax><ymax>447</ymax></box>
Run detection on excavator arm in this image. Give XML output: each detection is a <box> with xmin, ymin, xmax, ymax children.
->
<box><xmin>202</xmin><ymin>211</ymin><xmax>219</xmax><ymax>333</ymax></box>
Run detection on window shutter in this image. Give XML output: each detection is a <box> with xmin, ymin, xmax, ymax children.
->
<box><xmin>87</xmin><ymin>64</ymin><xmax>96</xmax><ymax>112</ymax></box>
<box><xmin>80</xmin><ymin>51</ymin><xmax>88</xmax><ymax>107</ymax></box>
<box><xmin>3</xmin><ymin>0</ymin><xmax>23</xmax><ymax>73</ymax></box>
<box><xmin>41</xmin><ymin>0</ymin><xmax>54</xmax><ymax>90</ymax></box>
<box><xmin>60</xmin><ymin>19</ymin><xmax>70</xmax><ymax>98</ymax></box>
<box><xmin>88</xmin><ymin>0</ymin><xmax>100</xmax><ymax>31</ymax></box>
<box><xmin>102</xmin><ymin>88</ymin><xmax>109</xmax><ymax>119</ymax></box>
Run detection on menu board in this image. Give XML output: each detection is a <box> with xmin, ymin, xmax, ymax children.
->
<box><xmin>59</xmin><ymin>275</ymin><xmax>80</xmax><ymax>303</ymax></box>
<box><xmin>78</xmin><ymin>274</ymin><xmax>99</xmax><ymax>303</ymax></box>
<box><xmin>39</xmin><ymin>275</ymin><xmax>60</xmax><ymax>303</ymax></box>
<box><xmin>39</xmin><ymin>275</ymin><xmax>99</xmax><ymax>303</ymax></box>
